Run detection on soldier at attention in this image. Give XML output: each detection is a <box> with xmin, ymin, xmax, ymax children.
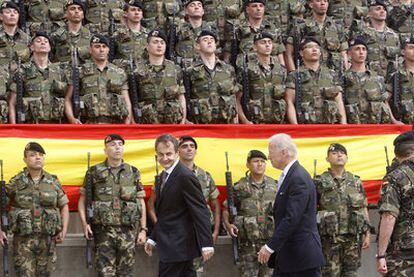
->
<box><xmin>223</xmin><ymin>150</ymin><xmax>277</xmax><ymax>277</ymax></box>
<box><xmin>0</xmin><ymin>142</ymin><xmax>69</xmax><ymax>276</ymax></box>
<box><xmin>314</xmin><ymin>143</ymin><xmax>371</xmax><ymax>276</ymax></box>
<box><xmin>77</xmin><ymin>134</ymin><xmax>147</xmax><ymax>276</ymax></box>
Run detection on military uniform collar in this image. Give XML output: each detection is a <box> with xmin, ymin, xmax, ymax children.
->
<box><xmin>104</xmin><ymin>159</ymin><xmax>126</xmax><ymax>171</ymax></box>
<box><xmin>327</xmin><ymin>168</ymin><xmax>348</xmax><ymax>181</ymax></box>
<box><xmin>130</xmin><ymin>25</ymin><xmax>148</xmax><ymax>35</ymax></box>
<box><xmin>92</xmin><ymin>61</ymin><xmax>109</xmax><ymax>72</ymax></box>
<box><xmin>248</xmin><ymin>174</ymin><xmax>266</xmax><ymax>189</ymax></box>
<box><xmin>305</xmin><ymin>65</ymin><xmax>321</xmax><ymax>74</ymax></box>
<box><xmin>23</xmin><ymin>167</ymin><xmax>46</xmax><ymax>181</ymax></box>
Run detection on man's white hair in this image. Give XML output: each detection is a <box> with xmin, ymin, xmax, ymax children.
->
<box><xmin>269</xmin><ymin>133</ymin><xmax>297</xmax><ymax>158</ymax></box>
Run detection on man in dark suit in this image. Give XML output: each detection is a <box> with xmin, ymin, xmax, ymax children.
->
<box><xmin>144</xmin><ymin>134</ymin><xmax>214</xmax><ymax>277</ymax></box>
<box><xmin>257</xmin><ymin>133</ymin><xmax>325</xmax><ymax>277</ymax></box>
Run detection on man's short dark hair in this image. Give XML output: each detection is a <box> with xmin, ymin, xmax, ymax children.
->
<box><xmin>394</xmin><ymin>143</ymin><xmax>414</xmax><ymax>159</ymax></box>
<box><xmin>155</xmin><ymin>134</ymin><xmax>179</xmax><ymax>152</ymax></box>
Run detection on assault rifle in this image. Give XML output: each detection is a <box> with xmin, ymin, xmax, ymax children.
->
<box><xmin>392</xmin><ymin>55</ymin><xmax>401</xmax><ymax>120</ymax></box>
<box><xmin>71</xmin><ymin>48</ymin><xmax>82</xmax><ymax>121</ymax></box>
<box><xmin>384</xmin><ymin>146</ymin><xmax>391</xmax><ymax>174</ymax></box>
<box><xmin>295</xmin><ymin>59</ymin><xmax>303</xmax><ymax>123</ymax></box>
<box><xmin>128</xmin><ymin>56</ymin><xmax>142</xmax><ymax>123</ymax></box>
<box><xmin>0</xmin><ymin>160</ymin><xmax>9</xmax><ymax>277</ymax></box>
<box><xmin>85</xmin><ymin>152</ymin><xmax>93</xmax><ymax>268</ymax></box>
<box><xmin>166</xmin><ymin>8</ymin><xmax>177</xmax><ymax>61</ymax></box>
<box><xmin>15</xmin><ymin>57</ymin><xmax>25</xmax><ymax>123</ymax></box>
<box><xmin>241</xmin><ymin>53</ymin><xmax>251</xmax><ymax>120</ymax></box>
<box><xmin>225</xmin><ymin>152</ymin><xmax>239</xmax><ymax>265</ymax></box>
<box><xmin>292</xmin><ymin>24</ymin><xmax>301</xmax><ymax>69</ymax></box>
<box><xmin>16</xmin><ymin>0</ymin><xmax>26</xmax><ymax>30</ymax></box>
<box><xmin>230</xmin><ymin>23</ymin><xmax>239</xmax><ymax>68</ymax></box>
<box><xmin>182</xmin><ymin>62</ymin><xmax>198</xmax><ymax>120</ymax></box>
<box><xmin>108</xmin><ymin>9</ymin><xmax>115</xmax><ymax>62</ymax></box>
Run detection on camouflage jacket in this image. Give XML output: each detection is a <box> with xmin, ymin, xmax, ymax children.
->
<box><xmin>327</xmin><ymin>0</ymin><xmax>366</xmax><ymax>29</ymax></box>
<box><xmin>387</xmin><ymin>3</ymin><xmax>414</xmax><ymax>42</ymax></box>
<box><xmin>0</xmin><ymin>68</ymin><xmax>10</xmax><ymax>123</ymax></box>
<box><xmin>85</xmin><ymin>0</ymin><xmax>124</xmax><ymax>34</ymax></box>
<box><xmin>82</xmin><ymin>160</ymin><xmax>145</xmax><ymax>227</ymax></box>
<box><xmin>379</xmin><ymin>158</ymin><xmax>414</xmax><ymax>251</ymax></box>
<box><xmin>265</xmin><ymin>0</ymin><xmax>306</xmax><ymax>37</ymax></box>
<box><xmin>141</xmin><ymin>0</ymin><xmax>182</xmax><ymax>31</ymax></box>
<box><xmin>286</xmin><ymin>65</ymin><xmax>343</xmax><ymax>123</ymax></box>
<box><xmin>113</xmin><ymin>26</ymin><xmax>149</xmax><ymax>62</ymax></box>
<box><xmin>343</xmin><ymin>69</ymin><xmax>391</xmax><ymax>124</ymax></box>
<box><xmin>193</xmin><ymin>165</ymin><xmax>219</xmax><ymax>225</ymax></box>
<box><xmin>51</xmin><ymin>25</ymin><xmax>92</xmax><ymax>63</ymax></box>
<box><xmin>0</xmin><ymin>28</ymin><xmax>30</xmax><ymax>68</ymax></box>
<box><xmin>315</xmin><ymin>170</ymin><xmax>368</xmax><ymax>237</ymax></box>
<box><xmin>7</xmin><ymin>168</ymin><xmax>69</xmax><ymax>236</ymax></box>
<box><xmin>26</xmin><ymin>0</ymin><xmax>67</xmax><ymax>34</ymax></box>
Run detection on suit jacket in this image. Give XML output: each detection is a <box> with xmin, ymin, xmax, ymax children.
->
<box><xmin>150</xmin><ymin>161</ymin><xmax>213</xmax><ymax>263</ymax></box>
<box><xmin>267</xmin><ymin>161</ymin><xmax>325</xmax><ymax>273</ymax></box>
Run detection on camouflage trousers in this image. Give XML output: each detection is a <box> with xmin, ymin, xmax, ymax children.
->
<box><xmin>321</xmin><ymin>235</ymin><xmax>361</xmax><ymax>277</ymax></box>
<box><xmin>94</xmin><ymin>225</ymin><xmax>137</xmax><ymax>277</ymax></box>
<box><xmin>238</xmin><ymin>240</ymin><xmax>272</xmax><ymax>277</ymax></box>
<box><xmin>13</xmin><ymin>234</ymin><xmax>56</xmax><ymax>277</ymax></box>
<box><xmin>193</xmin><ymin>256</ymin><xmax>204</xmax><ymax>277</ymax></box>
<box><xmin>386</xmin><ymin>249</ymin><xmax>414</xmax><ymax>277</ymax></box>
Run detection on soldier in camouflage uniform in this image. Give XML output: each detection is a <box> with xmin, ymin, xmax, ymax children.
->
<box><xmin>349</xmin><ymin>0</ymin><xmax>400</xmax><ymax>77</ymax></box>
<box><xmin>314</xmin><ymin>143</ymin><xmax>371</xmax><ymax>277</ymax></box>
<box><xmin>186</xmin><ymin>30</ymin><xmax>240</xmax><ymax>123</ymax></box>
<box><xmin>147</xmin><ymin>135</ymin><xmax>221</xmax><ymax>277</ymax></box>
<box><xmin>237</xmin><ymin>32</ymin><xmax>287</xmax><ymax>124</ymax></box>
<box><xmin>133</xmin><ymin>30</ymin><xmax>186</xmax><ymax>123</ymax></box>
<box><xmin>377</xmin><ymin>130</ymin><xmax>414</xmax><ymax>276</ymax></box>
<box><xmin>0</xmin><ymin>142</ymin><xmax>69</xmax><ymax>276</ymax></box>
<box><xmin>387</xmin><ymin>36</ymin><xmax>414</xmax><ymax>124</ymax></box>
<box><xmin>51</xmin><ymin>0</ymin><xmax>91</xmax><ymax>64</ymax></box>
<box><xmin>8</xmin><ymin>32</ymin><xmax>68</xmax><ymax>124</ymax></box>
<box><xmin>85</xmin><ymin>0</ymin><xmax>124</xmax><ymax>35</ymax></box>
<box><xmin>327</xmin><ymin>0</ymin><xmax>366</xmax><ymax>31</ymax></box>
<box><xmin>64</xmin><ymin>34</ymin><xmax>133</xmax><ymax>124</ymax></box>
<box><xmin>0</xmin><ymin>66</ymin><xmax>10</xmax><ymax>123</ymax></box>
<box><xmin>285</xmin><ymin>0</ymin><xmax>348</xmax><ymax>72</ymax></box>
<box><xmin>77</xmin><ymin>134</ymin><xmax>147</xmax><ymax>277</ymax></box>
<box><xmin>386</xmin><ymin>0</ymin><xmax>414</xmax><ymax>44</ymax></box>
<box><xmin>0</xmin><ymin>2</ymin><xmax>30</xmax><ymax>69</ymax></box>
<box><xmin>26</xmin><ymin>0</ymin><xmax>67</xmax><ymax>34</ymax></box>
<box><xmin>343</xmin><ymin>37</ymin><xmax>396</xmax><ymax>124</ymax></box>
<box><xmin>223</xmin><ymin>150</ymin><xmax>277</xmax><ymax>277</ymax></box>
<box><xmin>285</xmin><ymin>37</ymin><xmax>347</xmax><ymax>124</ymax></box>
<box><xmin>141</xmin><ymin>0</ymin><xmax>182</xmax><ymax>31</ymax></box>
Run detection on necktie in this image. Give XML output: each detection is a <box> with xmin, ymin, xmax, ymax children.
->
<box><xmin>160</xmin><ymin>171</ymin><xmax>169</xmax><ymax>193</ymax></box>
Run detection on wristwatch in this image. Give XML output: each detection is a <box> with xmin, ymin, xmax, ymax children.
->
<box><xmin>375</xmin><ymin>254</ymin><xmax>386</xmax><ymax>260</ymax></box>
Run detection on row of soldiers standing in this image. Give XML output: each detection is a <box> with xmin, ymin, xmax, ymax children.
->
<box><xmin>0</xmin><ymin>0</ymin><xmax>413</xmax><ymax>124</ymax></box>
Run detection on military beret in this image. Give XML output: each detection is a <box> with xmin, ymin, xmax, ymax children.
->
<box><xmin>402</xmin><ymin>36</ymin><xmax>414</xmax><ymax>48</ymax></box>
<box><xmin>90</xmin><ymin>34</ymin><xmax>109</xmax><ymax>47</ymax></box>
<box><xmin>327</xmin><ymin>143</ymin><xmax>347</xmax><ymax>155</ymax></box>
<box><xmin>104</xmin><ymin>134</ymin><xmax>125</xmax><ymax>145</ymax></box>
<box><xmin>299</xmin><ymin>36</ymin><xmax>321</xmax><ymax>49</ymax></box>
<box><xmin>24</xmin><ymin>142</ymin><xmax>46</xmax><ymax>155</ymax></box>
<box><xmin>393</xmin><ymin>131</ymin><xmax>414</xmax><ymax>146</ymax></box>
<box><xmin>179</xmin><ymin>135</ymin><xmax>198</xmax><ymax>149</ymax></box>
<box><xmin>247</xmin><ymin>150</ymin><xmax>267</xmax><ymax>162</ymax></box>
<box><xmin>147</xmin><ymin>29</ymin><xmax>168</xmax><ymax>43</ymax></box>
<box><xmin>244</xmin><ymin>0</ymin><xmax>266</xmax><ymax>7</ymax></box>
<box><xmin>197</xmin><ymin>29</ymin><xmax>218</xmax><ymax>42</ymax></box>
<box><xmin>349</xmin><ymin>36</ymin><xmax>368</xmax><ymax>49</ymax></box>
<box><xmin>1</xmin><ymin>1</ymin><xmax>20</xmax><ymax>12</ymax></box>
<box><xmin>31</xmin><ymin>31</ymin><xmax>51</xmax><ymax>44</ymax></box>
<box><xmin>65</xmin><ymin>0</ymin><xmax>86</xmax><ymax>12</ymax></box>
<box><xmin>368</xmin><ymin>0</ymin><xmax>387</xmax><ymax>9</ymax></box>
<box><xmin>254</xmin><ymin>32</ymin><xmax>273</xmax><ymax>42</ymax></box>
<box><xmin>183</xmin><ymin>0</ymin><xmax>203</xmax><ymax>7</ymax></box>
<box><xmin>124</xmin><ymin>0</ymin><xmax>143</xmax><ymax>10</ymax></box>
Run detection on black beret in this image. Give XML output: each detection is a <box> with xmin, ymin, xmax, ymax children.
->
<box><xmin>147</xmin><ymin>29</ymin><xmax>168</xmax><ymax>43</ymax></box>
<box><xmin>368</xmin><ymin>0</ymin><xmax>387</xmax><ymax>9</ymax></box>
<box><xmin>402</xmin><ymin>36</ymin><xmax>414</xmax><ymax>48</ymax></box>
<box><xmin>31</xmin><ymin>31</ymin><xmax>51</xmax><ymax>44</ymax></box>
<box><xmin>90</xmin><ymin>34</ymin><xmax>109</xmax><ymax>47</ymax></box>
<box><xmin>65</xmin><ymin>0</ymin><xmax>86</xmax><ymax>12</ymax></box>
<box><xmin>124</xmin><ymin>0</ymin><xmax>143</xmax><ymax>10</ymax></box>
<box><xmin>393</xmin><ymin>131</ymin><xmax>414</xmax><ymax>146</ymax></box>
<box><xmin>254</xmin><ymin>32</ymin><xmax>273</xmax><ymax>42</ymax></box>
<box><xmin>1</xmin><ymin>1</ymin><xmax>19</xmax><ymax>12</ymax></box>
<box><xmin>299</xmin><ymin>36</ymin><xmax>321</xmax><ymax>50</ymax></box>
<box><xmin>197</xmin><ymin>29</ymin><xmax>218</xmax><ymax>42</ymax></box>
<box><xmin>179</xmin><ymin>135</ymin><xmax>198</xmax><ymax>149</ymax></box>
<box><xmin>349</xmin><ymin>36</ymin><xmax>368</xmax><ymax>50</ymax></box>
<box><xmin>183</xmin><ymin>0</ymin><xmax>203</xmax><ymax>7</ymax></box>
<box><xmin>245</xmin><ymin>0</ymin><xmax>266</xmax><ymax>6</ymax></box>
<box><xmin>327</xmin><ymin>143</ymin><xmax>347</xmax><ymax>155</ymax></box>
<box><xmin>247</xmin><ymin>150</ymin><xmax>267</xmax><ymax>162</ymax></box>
<box><xmin>104</xmin><ymin>134</ymin><xmax>125</xmax><ymax>145</ymax></box>
<box><xmin>24</xmin><ymin>142</ymin><xmax>46</xmax><ymax>155</ymax></box>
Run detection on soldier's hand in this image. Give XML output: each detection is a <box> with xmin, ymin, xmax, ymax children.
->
<box><xmin>202</xmin><ymin>249</ymin><xmax>214</xmax><ymax>262</ymax></box>
<box><xmin>377</xmin><ymin>257</ymin><xmax>387</xmax><ymax>275</ymax></box>
<box><xmin>136</xmin><ymin>230</ymin><xmax>146</xmax><ymax>245</ymax></box>
<box><xmin>54</xmin><ymin>230</ymin><xmax>66</xmax><ymax>244</ymax></box>
<box><xmin>144</xmin><ymin>241</ymin><xmax>154</xmax><ymax>256</ymax></box>
<box><xmin>185</xmin><ymin>119</ymin><xmax>194</xmax><ymax>124</ymax></box>
<box><xmin>83</xmin><ymin>224</ymin><xmax>93</xmax><ymax>240</ymax></box>
<box><xmin>69</xmin><ymin>117</ymin><xmax>82</xmax><ymax>124</ymax></box>
<box><xmin>0</xmin><ymin>230</ymin><xmax>7</xmax><ymax>246</ymax></box>
<box><xmin>257</xmin><ymin>245</ymin><xmax>271</xmax><ymax>264</ymax></box>
<box><xmin>212</xmin><ymin>231</ymin><xmax>219</xmax><ymax>244</ymax></box>
<box><xmin>225</xmin><ymin>224</ymin><xmax>238</xmax><ymax>237</ymax></box>
<box><xmin>362</xmin><ymin>232</ymin><xmax>370</xmax><ymax>249</ymax></box>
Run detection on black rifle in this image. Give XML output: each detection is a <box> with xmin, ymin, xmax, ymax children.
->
<box><xmin>182</xmin><ymin>62</ymin><xmax>198</xmax><ymax>120</ymax></box>
<box><xmin>166</xmin><ymin>8</ymin><xmax>177</xmax><ymax>61</ymax></box>
<box><xmin>85</xmin><ymin>152</ymin><xmax>93</xmax><ymax>269</ymax></box>
<box><xmin>339</xmin><ymin>60</ymin><xmax>346</xmax><ymax>104</ymax></box>
<box><xmin>15</xmin><ymin>57</ymin><xmax>25</xmax><ymax>123</ymax></box>
<box><xmin>384</xmin><ymin>146</ymin><xmax>391</xmax><ymax>174</ymax></box>
<box><xmin>108</xmin><ymin>10</ymin><xmax>115</xmax><ymax>62</ymax></box>
<box><xmin>313</xmin><ymin>159</ymin><xmax>317</xmax><ymax>179</ymax></box>
<box><xmin>292</xmin><ymin>24</ymin><xmax>301</xmax><ymax>69</ymax></box>
<box><xmin>71</xmin><ymin>48</ymin><xmax>82</xmax><ymax>121</ymax></box>
<box><xmin>128</xmin><ymin>56</ymin><xmax>142</xmax><ymax>123</ymax></box>
<box><xmin>225</xmin><ymin>152</ymin><xmax>239</xmax><ymax>265</ymax></box>
<box><xmin>0</xmin><ymin>160</ymin><xmax>9</xmax><ymax>277</ymax></box>
<box><xmin>295</xmin><ymin>59</ymin><xmax>303</xmax><ymax>123</ymax></box>
<box><xmin>230</xmin><ymin>23</ymin><xmax>239</xmax><ymax>68</ymax></box>
<box><xmin>241</xmin><ymin>53</ymin><xmax>251</xmax><ymax>120</ymax></box>
<box><xmin>392</xmin><ymin>56</ymin><xmax>401</xmax><ymax>121</ymax></box>
<box><xmin>16</xmin><ymin>0</ymin><xmax>26</xmax><ymax>30</ymax></box>
<box><xmin>388</xmin><ymin>4</ymin><xmax>414</xmax><ymax>31</ymax></box>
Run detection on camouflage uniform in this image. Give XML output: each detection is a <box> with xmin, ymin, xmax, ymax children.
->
<box><xmin>328</xmin><ymin>0</ymin><xmax>366</xmax><ymax>31</ymax></box>
<box><xmin>343</xmin><ymin>69</ymin><xmax>392</xmax><ymax>123</ymax></box>
<box><xmin>237</xmin><ymin>54</ymin><xmax>287</xmax><ymax>123</ymax></box>
<box><xmin>141</xmin><ymin>0</ymin><xmax>182</xmax><ymax>31</ymax></box>
<box><xmin>69</xmin><ymin>60</ymin><xmax>129</xmax><ymax>123</ymax></box>
<box><xmin>113</xmin><ymin>26</ymin><xmax>149</xmax><ymax>63</ymax></box>
<box><xmin>0</xmin><ymin>28</ymin><xmax>30</xmax><ymax>69</ymax></box>
<box><xmin>314</xmin><ymin>170</ymin><xmax>368</xmax><ymax>277</ymax></box>
<box><xmin>0</xmin><ymin>68</ymin><xmax>10</xmax><ymax>123</ymax></box>
<box><xmin>286</xmin><ymin>65</ymin><xmax>343</xmax><ymax>123</ymax></box>
<box><xmin>81</xmin><ymin>160</ymin><xmax>145</xmax><ymax>277</ymax></box>
<box><xmin>9</xmin><ymin>60</ymin><xmax>67</xmax><ymax>123</ymax></box>
<box><xmin>378</xmin><ymin>157</ymin><xmax>414</xmax><ymax>277</ymax></box>
<box><xmin>387</xmin><ymin>3</ymin><xmax>414</xmax><ymax>44</ymax></box>
<box><xmin>6</xmin><ymin>168</ymin><xmax>69</xmax><ymax>276</ymax></box>
<box><xmin>134</xmin><ymin>58</ymin><xmax>184</xmax><ymax>123</ymax></box>
<box><xmin>225</xmin><ymin>175</ymin><xmax>277</xmax><ymax>277</ymax></box>
<box><xmin>26</xmin><ymin>0</ymin><xmax>67</xmax><ymax>34</ymax></box>
<box><xmin>85</xmin><ymin>0</ymin><xmax>124</xmax><ymax>35</ymax></box>
<box><xmin>186</xmin><ymin>57</ymin><xmax>240</xmax><ymax>123</ymax></box>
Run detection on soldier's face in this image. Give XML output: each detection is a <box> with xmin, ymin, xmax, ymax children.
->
<box><xmin>125</xmin><ymin>6</ymin><xmax>143</xmax><ymax>23</ymax></box>
<box><xmin>179</xmin><ymin>141</ymin><xmax>197</xmax><ymax>162</ymax></box>
<box><xmin>268</xmin><ymin>143</ymin><xmax>287</xmax><ymax>171</ymax></box>
<box><xmin>300</xmin><ymin>42</ymin><xmax>321</xmax><ymax>62</ymax></box>
<box><xmin>309</xmin><ymin>0</ymin><xmax>328</xmax><ymax>15</ymax></box>
<box><xmin>368</xmin><ymin>5</ymin><xmax>387</xmax><ymax>21</ymax></box>
<box><xmin>197</xmin><ymin>35</ymin><xmax>216</xmax><ymax>54</ymax></box>
<box><xmin>254</xmin><ymin>38</ymin><xmax>273</xmax><ymax>56</ymax></box>
<box><xmin>104</xmin><ymin>140</ymin><xmax>124</xmax><ymax>160</ymax></box>
<box><xmin>30</xmin><ymin>36</ymin><xmax>51</xmax><ymax>54</ymax></box>
<box><xmin>403</xmin><ymin>44</ymin><xmax>414</xmax><ymax>62</ymax></box>
<box><xmin>65</xmin><ymin>5</ymin><xmax>84</xmax><ymax>23</ymax></box>
<box><xmin>146</xmin><ymin>38</ymin><xmax>166</xmax><ymax>57</ymax></box>
<box><xmin>246</xmin><ymin>3</ymin><xmax>265</xmax><ymax>20</ymax></box>
<box><xmin>326</xmin><ymin>151</ymin><xmax>347</xmax><ymax>166</ymax></box>
<box><xmin>0</xmin><ymin>8</ymin><xmax>19</xmax><ymax>26</ymax></box>
<box><xmin>247</xmin><ymin>158</ymin><xmax>266</xmax><ymax>176</ymax></box>
<box><xmin>349</xmin><ymin>45</ymin><xmax>367</xmax><ymax>64</ymax></box>
<box><xmin>89</xmin><ymin>43</ymin><xmax>109</xmax><ymax>62</ymax></box>
<box><xmin>24</xmin><ymin>151</ymin><xmax>45</xmax><ymax>170</ymax></box>
<box><xmin>185</xmin><ymin>1</ymin><xmax>204</xmax><ymax>18</ymax></box>
<box><xmin>156</xmin><ymin>142</ymin><xmax>179</xmax><ymax>170</ymax></box>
